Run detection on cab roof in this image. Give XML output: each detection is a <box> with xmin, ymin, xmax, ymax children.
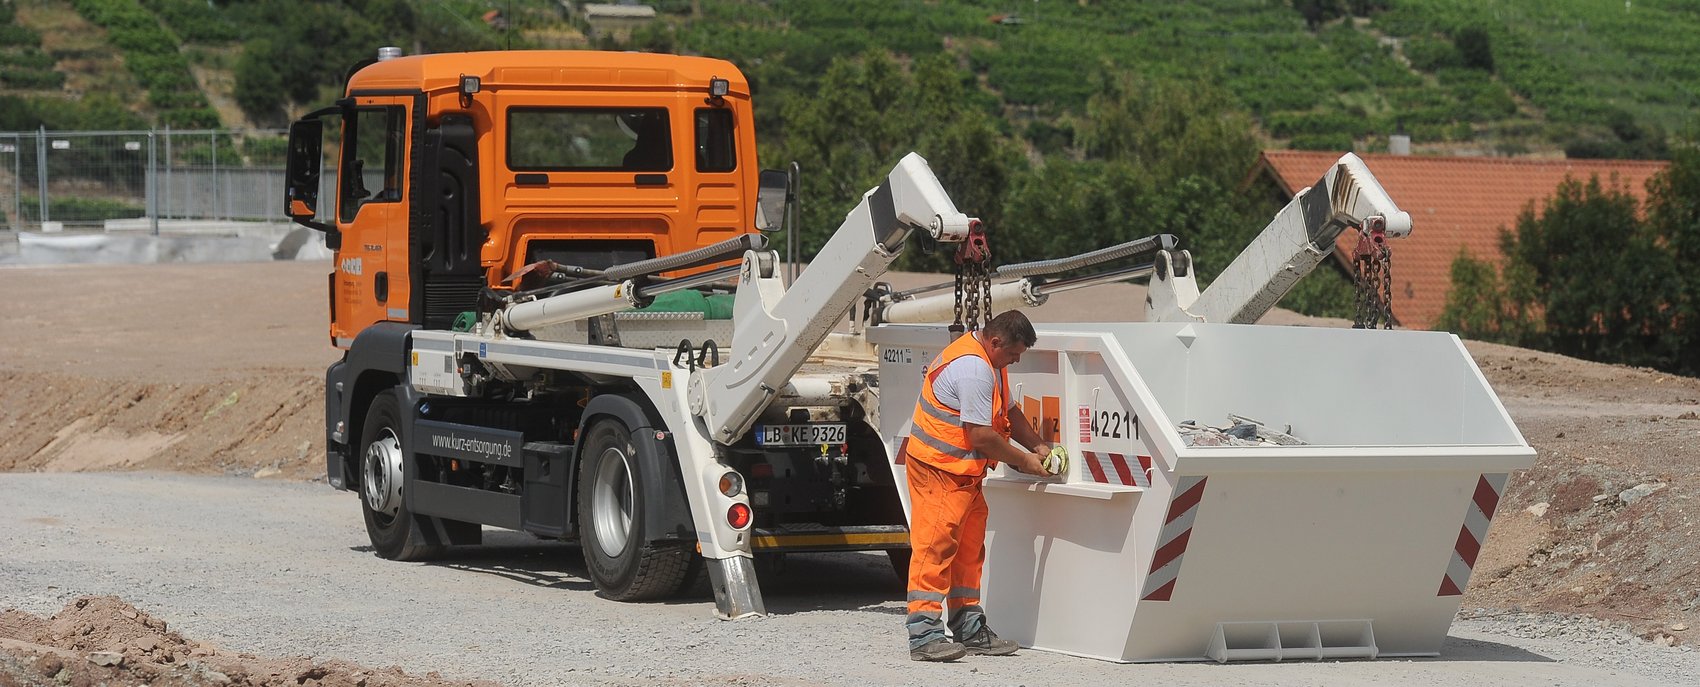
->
<box><xmin>346</xmin><ymin>50</ymin><xmax>749</xmax><ymax>96</ymax></box>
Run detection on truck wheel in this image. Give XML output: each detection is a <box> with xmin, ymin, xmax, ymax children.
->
<box><xmin>887</xmin><ymin>548</ymin><xmax>911</xmax><ymax>582</ymax></box>
<box><xmin>577</xmin><ymin>419</ymin><xmax>691</xmax><ymax>601</ymax></box>
<box><xmin>359</xmin><ymin>389</ymin><xmax>444</xmax><ymax>561</ymax></box>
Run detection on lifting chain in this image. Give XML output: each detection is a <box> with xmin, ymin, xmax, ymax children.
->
<box><xmin>951</xmin><ymin>223</ymin><xmax>993</xmax><ymax>334</ymax></box>
<box><xmin>1351</xmin><ymin>217</ymin><xmax>1394</xmax><ymax>329</ymax></box>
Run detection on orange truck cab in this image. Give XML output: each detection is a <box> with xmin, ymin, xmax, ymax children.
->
<box><xmin>285</xmin><ymin>50</ymin><xmax>759</xmax><ymax>346</ymax></box>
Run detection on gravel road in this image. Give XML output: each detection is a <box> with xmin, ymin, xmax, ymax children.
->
<box><xmin>2</xmin><ymin>472</ymin><xmax>1693</xmax><ymax>686</ymax></box>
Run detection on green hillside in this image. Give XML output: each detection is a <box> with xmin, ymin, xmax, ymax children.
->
<box><xmin>3</xmin><ymin>0</ymin><xmax>1696</xmax><ymax>317</ymax></box>
<box><xmin>5</xmin><ymin>1</ymin><xmax>1696</xmax><ymax>152</ymax></box>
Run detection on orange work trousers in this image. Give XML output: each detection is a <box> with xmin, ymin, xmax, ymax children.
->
<box><xmin>905</xmin><ymin>455</ymin><xmax>989</xmax><ymax>648</ymax></box>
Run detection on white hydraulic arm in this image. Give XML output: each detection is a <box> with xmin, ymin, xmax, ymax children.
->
<box><xmin>1147</xmin><ymin>152</ymin><xmax>1412</xmax><ymax>324</ymax></box>
<box><xmin>872</xmin><ymin>234</ymin><xmax>1176</xmax><ymax>325</ymax></box>
<box><xmin>689</xmin><ymin>152</ymin><xmax>975</xmax><ymax>444</ymax></box>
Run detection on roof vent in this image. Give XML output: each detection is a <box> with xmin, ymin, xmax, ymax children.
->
<box><xmin>1389</xmin><ymin>134</ymin><xmax>1411</xmax><ymax>156</ymax></box>
<box><xmin>377</xmin><ymin>46</ymin><xmax>403</xmax><ymax>61</ymax></box>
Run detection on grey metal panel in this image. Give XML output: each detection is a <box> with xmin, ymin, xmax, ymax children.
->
<box><xmin>480</xmin><ymin>340</ymin><xmax>659</xmax><ymax>370</ymax></box>
<box><xmin>413</xmin><ymin>419</ymin><xmax>524</xmax><ymax>468</ymax></box>
<box><xmin>411</xmin><ymin>481</ymin><xmax>523</xmax><ymax>530</ymax></box>
<box><xmin>410</xmin><ymin>335</ymin><xmax>455</xmax><ymax>352</ymax></box>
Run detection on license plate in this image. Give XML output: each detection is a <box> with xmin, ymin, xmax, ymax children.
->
<box><xmin>755</xmin><ymin>423</ymin><xmax>847</xmax><ymax>447</ymax></box>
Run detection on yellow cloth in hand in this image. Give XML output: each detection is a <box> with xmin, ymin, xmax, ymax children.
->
<box><xmin>1042</xmin><ymin>445</ymin><xmax>1069</xmax><ymax>476</ymax></box>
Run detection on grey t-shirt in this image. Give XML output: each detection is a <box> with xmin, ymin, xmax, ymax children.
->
<box><xmin>932</xmin><ymin>352</ymin><xmax>1014</xmax><ymax>427</ymax></box>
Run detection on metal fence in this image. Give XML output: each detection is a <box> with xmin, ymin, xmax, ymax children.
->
<box><xmin>0</xmin><ymin>128</ymin><xmax>290</xmax><ymax>233</ymax></box>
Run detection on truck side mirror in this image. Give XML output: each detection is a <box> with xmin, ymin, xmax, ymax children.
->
<box><xmin>285</xmin><ymin>119</ymin><xmax>329</xmax><ymax>231</ymax></box>
<box><xmin>754</xmin><ymin>168</ymin><xmax>788</xmax><ymax>232</ymax></box>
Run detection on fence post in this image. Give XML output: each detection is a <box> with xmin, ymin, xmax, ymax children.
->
<box><xmin>11</xmin><ymin>133</ymin><xmax>19</xmax><ymax>232</ymax></box>
<box><xmin>35</xmin><ymin>126</ymin><xmax>47</xmax><ymax>226</ymax></box>
<box><xmin>211</xmin><ymin>131</ymin><xmax>220</xmax><ymax>221</ymax></box>
<box><xmin>147</xmin><ymin>129</ymin><xmax>159</xmax><ymax>236</ymax></box>
<box><xmin>163</xmin><ymin>125</ymin><xmax>172</xmax><ymax>220</ymax></box>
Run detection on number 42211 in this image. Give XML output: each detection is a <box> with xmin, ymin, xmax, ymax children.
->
<box><xmin>1091</xmin><ymin>409</ymin><xmax>1138</xmax><ymax>440</ymax></box>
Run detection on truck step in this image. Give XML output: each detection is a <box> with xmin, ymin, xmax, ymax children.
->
<box><xmin>750</xmin><ymin>524</ymin><xmax>908</xmax><ymax>552</ymax></box>
<box><xmin>1205</xmin><ymin>620</ymin><xmax>1378</xmax><ymax>662</ymax></box>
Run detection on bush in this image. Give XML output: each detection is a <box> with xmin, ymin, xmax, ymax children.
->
<box><xmin>158</xmin><ymin>107</ymin><xmax>222</xmax><ymax>129</ymax></box>
<box><xmin>0</xmin><ymin>68</ymin><xmax>66</xmax><ymax>89</ymax></box>
<box><xmin>69</xmin><ymin>0</ymin><xmax>219</xmax><ymax>126</ymax></box>
<box><xmin>20</xmin><ymin>197</ymin><xmax>146</xmax><ymax>224</ymax></box>
<box><xmin>141</xmin><ymin>0</ymin><xmax>240</xmax><ymax>43</ymax></box>
<box><xmin>0</xmin><ymin>24</ymin><xmax>40</xmax><ymax>47</ymax></box>
<box><xmin>1266</xmin><ymin>111</ymin><xmax>1373</xmax><ymax>138</ymax></box>
<box><xmin>0</xmin><ymin>49</ymin><xmax>57</xmax><ymax>70</ymax></box>
<box><xmin>1403</xmin><ymin>35</ymin><xmax>1461</xmax><ymax>72</ymax></box>
<box><xmin>242</xmin><ymin>135</ymin><xmax>289</xmax><ymax>166</ymax></box>
<box><xmin>1454</xmin><ymin>26</ymin><xmax>1494</xmax><ymax>71</ymax></box>
<box><xmin>1290</xmin><ymin>132</ymin><xmax>1355</xmax><ymax>150</ymax></box>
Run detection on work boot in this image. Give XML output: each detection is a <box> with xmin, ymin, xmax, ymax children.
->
<box><xmin>959</xmin><ymin>625</ymin><xmax>1019</xmax><ymax>656</ymax></box>
<box><xmin>909</xmin><ymin>638</ymin><xmax>967</xmax><ymax>662</ymax></box>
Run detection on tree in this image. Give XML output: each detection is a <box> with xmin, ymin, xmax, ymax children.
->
<box><xmin>773</xmin><ymin>50</ymin><xmax>1023</xmax><ymax>271</ymax></box>
<box><xmin>1454</xmin><ymin>26</ymin><xmax>1494</xmax><ymax>72</ymax></box>
<box><xmin>1645</xmin><ymin>137</ymin><xmax>1700</xmax><ymax>373</ymax></box>
<box><xmin>1291</xmin><ymin>0</ymin><xmax>1347</xmax><ymax>30</ymax></box>
<box><xmin>1503</xmin><ymin>177</ymin><xmax>1681</xmax><ymax>368</ymax></box>
<box><xmin>1435</xmin><ymin>246</ymin><xmax>1537</xmax><ymax>344</ymax></box>
<box><xmin>234</xmin><ymin>40</ymin><xmax>285</xmax><ymax>122</ymax></box>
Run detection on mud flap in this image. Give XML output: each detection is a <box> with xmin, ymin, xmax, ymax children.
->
<box><xmin>706</xmin><ymin>555</ymin><xmax>765</xmax><ymax>619</ymax></box>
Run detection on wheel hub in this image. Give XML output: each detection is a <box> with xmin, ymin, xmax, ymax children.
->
<box><xmin>363</xmin><ymin>429</ymin><xmax>404</xmax><ymax>516</ymax></box>
<box><xmin>591</xmin><ymin>445</ymin><xmax>635</xmax><ymax>557</ymax></box>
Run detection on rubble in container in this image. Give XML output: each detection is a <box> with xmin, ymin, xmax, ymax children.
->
<box><xmin>1177</xmin><ymin>414</ymin><xmax>1308</xmax><ymax>447</ymax></box>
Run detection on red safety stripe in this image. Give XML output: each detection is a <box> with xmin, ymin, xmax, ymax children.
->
<box><xmin>1165</xmin><ymin>479</ymin><xmax>1207</xmax><ymax>525</ymax></box>
<box><xmin>1109</xmin><ymin>453</ymin><xmax>1134</xmax><ymax>485</ymax></box>
<box><xmin>1473</xmin><ymin>478</ymin><xmax>1501</xmax><ymax>520</ymax></box>
<box><xmin>1143</xmin><ymin>579</ymin><xmax>1177</xmax><ymax>602</ymax></box>
<box><xmin>1148</xmin><ymin>529</ymin><xmax>1193</xmax><ymax>572</ymax></box>
<box><xmin>1454</xmin><ymin>528</ymin><xmax>1482</xmax><ymax>567</ymax></box>
<box><xmin>1084</xmin><ymin>451</ymin><xmax>1108</xmax><ymax>483</ymax></box>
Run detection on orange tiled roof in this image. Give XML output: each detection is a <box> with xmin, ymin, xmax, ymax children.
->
<box><xmin>1255</xmin><ymin>151</ymin><xmax>1668</xmax><ymax>329</ymax></box>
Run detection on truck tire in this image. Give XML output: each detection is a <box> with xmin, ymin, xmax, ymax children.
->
<box><xmin>577</xmin><ymin>419</ymin><xmax>692</xmax><ymax>601</ymax></box>
<box><xmin>359</xmin><ymin>389</ymin><xmax>445</xmax><ymax>561</ymax></box>
<box><xmin>887</xmin><ymin>548</ymin><xmax>911</xmax><ymax>582</ymax></box>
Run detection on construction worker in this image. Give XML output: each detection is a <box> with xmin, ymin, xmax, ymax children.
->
<box><xmin>904</xmin><ymin>310</ymin><xmax>1054</xmax><ymax>662</ymax></box>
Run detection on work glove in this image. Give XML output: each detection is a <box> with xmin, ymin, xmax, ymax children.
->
<box><xmin>1041</xmin><ymin>445</ymin><xmax>1069</xmax><ymax>476</ymax></box>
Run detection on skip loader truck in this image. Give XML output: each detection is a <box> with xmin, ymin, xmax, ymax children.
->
<box><xmin>286</xmin><ymin>48</ymin><xmax>1534</xmax><ymax>662</ymax></box>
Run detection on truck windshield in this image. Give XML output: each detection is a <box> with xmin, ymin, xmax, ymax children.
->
<box><xmin>508</xmin><ymin>107</ymin><xmax>672</xmax><ymax>172</ymax></box>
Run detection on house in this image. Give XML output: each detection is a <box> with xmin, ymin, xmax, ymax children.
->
<box><xmin>1252</xmin><ymin>151</ymin><xmax>1668</xmax><ymax>329</ymax></box>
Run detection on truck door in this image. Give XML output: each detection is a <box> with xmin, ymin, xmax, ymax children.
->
<box><xmin>332</xmin><ymin>97</ymin><xmax>411</xmax><ymax>342</ymax></box>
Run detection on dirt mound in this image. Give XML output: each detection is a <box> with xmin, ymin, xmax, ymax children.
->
<box><xmin>0</xmin><ymin>596</ymin><xmax>492</xmax><ymax>686</ymax></box>
<box><xmin>1459</xmin><ymin>341</ymin><xmax>1700</xmax><ymax>647</ymax></box>
<box><xmin>0</xmin><ymin>369</ymin><xmax>325</xmax><ymax>480</ymax></box>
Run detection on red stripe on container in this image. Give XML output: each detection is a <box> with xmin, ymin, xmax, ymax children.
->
<box><xmin>1084</xmin><ymin>451</ymin><xmax>1108</xmax><ymax>483</ymax></box>
<box><xmin>1454</xmin><ymin>528</ymin><xmax>1482</xmax><ymax>567</ymax></box>
<box><xmin>1165</xmin><ymin>479</ymin><xmax>1207</xmax><ymax>525</ymax></box>
<box><xmin>1142</xmin><ymin>579</ymin><xmax>1176</xmax><ymax>602</ymax></box>
<box><xmin>1109</xmin><ymin>453</ymin><xmax>1134</xmax><ymax>486</ymax></box>
<box><xmin>1148</xmin><ymin>529</ymin><xmax>1193</xmax><ymax>573</ymax></box>
<box><xmin>1472</xmin><ymin>477</ymin><xmax>1501</xmax><ymax>519</ymax></box>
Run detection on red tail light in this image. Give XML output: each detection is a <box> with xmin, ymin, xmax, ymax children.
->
<box><xmin>727</xmin><ymin>503</ymin><xmax>751</xmax><ymax>529</ymax></box>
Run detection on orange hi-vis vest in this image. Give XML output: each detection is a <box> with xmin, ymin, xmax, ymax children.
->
<box><xmin>907</xmin><ymin>333</ymin><xmax>1012</xmax><ymax>477</ymax></box>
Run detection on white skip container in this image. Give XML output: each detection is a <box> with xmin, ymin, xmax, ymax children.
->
<box><xmin>869</xmin><ymin>322</ymin><xmax>1534</xmax><ymax>662</ymax></box>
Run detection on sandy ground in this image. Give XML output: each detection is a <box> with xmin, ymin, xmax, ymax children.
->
<box><xmin>0</xmin><ymin>260</ymin><xmax>1696</xmax><ymax>683</ymax></box>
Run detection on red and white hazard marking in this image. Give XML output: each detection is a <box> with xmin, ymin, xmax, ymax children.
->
<box><xmin>1081</xmin><ymin>451</ymin><xmax>1152</xmax><ymax>487</ymax></box>
<box><xmin>1141</xmin><ymin>475</ymin><xmax>1207</xmax><ymax>602</ymax></box>
<box><xmin>1438</xmin><ymin>473</ymin><xmax>1508</xmax><ymax>596</ymax></box>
